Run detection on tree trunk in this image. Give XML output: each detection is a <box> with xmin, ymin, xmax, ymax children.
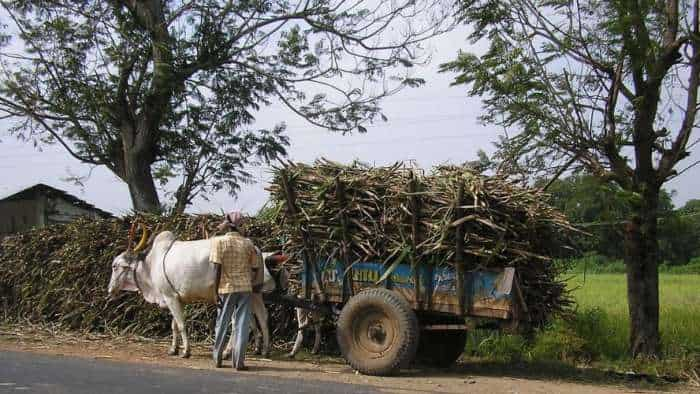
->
<box><xmin>124</xmin><ymin>154</ymin><xmax>161</xmax><ymax>213</ymax></box>
<box><xmin>172</xmin><ymin>185</ymin><xmax>189</xmax><ymax>215</ymax></box>
<box><xmin>623</xmin><ymin>185</ymin><xmax>661</xmax><ymax>358</ymax></box>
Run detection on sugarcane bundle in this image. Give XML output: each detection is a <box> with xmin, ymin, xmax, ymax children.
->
<box><xmin>267</xmin><ymin>159</ymin><xmax>576</xmax><ymax>323</ymax></box>
<box><xmin>0</xmin><ymin>213</ymin><xmax>282</xmax><ymax>340</ymax></box>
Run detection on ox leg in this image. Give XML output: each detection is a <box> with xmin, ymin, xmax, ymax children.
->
<box><xmin>257</xmin><ymin>301</ymin><xmax>270</xmax><ymax>357</ymax></box>
<box><xmin>251</xmin><ymin>295</ymin><xmax>268</xmax><ymax>356</ymax></box>
<box><xmin>166</xmin><ymin>298</ymin><xmax>190</xmax><ymax>359</ymax></box>
<box><xmin>168</xmin><ymin>318</ymin><xmax>179</xmax><ymax>356</ymax></box>
<box><xmin>288</xmin><ymin>308</ymin><xmax>306</xmax><ymax>358</ymax></box>
<box><xmin>311</xmin><ymin>312</ymin><xmax>321</xmax><ymax>355</ymax></box>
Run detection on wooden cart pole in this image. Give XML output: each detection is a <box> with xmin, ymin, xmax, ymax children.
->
<box><xmin>408</xmin><ymin>172</ymin><xmax>422</xmax><ymax>309</ymax></box>
<box><xmin>454</xmin><ymin>182</ymin><xmax>466</xmax><ymax>315</ymax></box>
<box><xmin>335</xmin><ymin>177</ymin><xmax>354</xmax><ymax>302</ymax></box>
<box><xmin>280</xmin><ymin>169</ymin><xmax>324</xmax><ymax>301</ymax></box>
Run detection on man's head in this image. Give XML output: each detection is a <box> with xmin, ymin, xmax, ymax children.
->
<box><xmin>217</xmin><ymin>211</ymin><xmax>244</xmax><ymax>233</ymax></box>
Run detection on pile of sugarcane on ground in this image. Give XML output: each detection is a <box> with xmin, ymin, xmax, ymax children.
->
<box><xmin>268</xmin><ymin>160</ymin><xmax>577</xmax><ymax>324</ymax></box>
<box><xmin>0</xmin><ymin>214</ymin><xmax>316</xmax><ymax>349</ymax></box>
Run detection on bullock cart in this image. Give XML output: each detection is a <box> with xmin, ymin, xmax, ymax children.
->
<box><xmin>262</xmin><ymin>167</ymin><xmax>530</xmax><ymax>376</ymax></box>
<box><xmin>265</xmin><ymin>259</ymin><xmax>526</xmax><ymax>376</ymax></box>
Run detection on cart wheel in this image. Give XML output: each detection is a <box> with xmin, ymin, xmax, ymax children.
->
<box><xmin>416</xmin><ymin>327</ymin><xmax>467</xmax><ymax>368</ymax></box>
<box><xmin>336</xmin><ymin>288</ymin><xmax>419</xmax><ymax>376</ymax></box>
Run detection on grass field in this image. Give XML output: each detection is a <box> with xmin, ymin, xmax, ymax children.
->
<box><xmin>465</xmin><ymin>273</ymin><xmax>700</xmax><ymax>377</ymax></box>
<box><xmin>568</xmin><ymin>273</ymin><xmax>700</xmax><ymax>359</ymax></box>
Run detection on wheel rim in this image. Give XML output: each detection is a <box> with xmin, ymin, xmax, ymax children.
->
<box><xmin>351</xmin><ymin>308</ymin><xmax>397</xmax><ymax>355</ymax></box>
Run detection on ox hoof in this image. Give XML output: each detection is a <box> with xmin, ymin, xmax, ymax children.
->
<box><xmin>286</xmin><ymin>352</ymin><xmax>296</xmax><ymax>359</ymax></box>
<box><xmin>180</xmin><ymin>351</ymin><xmax>191</xmax><ymax>359</ymax></box>
<box><xmin>168</xmin><ymin>348</ymin><xmax>179</xmax><ymax>356</ymax></box>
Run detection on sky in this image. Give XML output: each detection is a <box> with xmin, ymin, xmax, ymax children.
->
<box><xmin>1</xmin><ymin>26</ymin><xmax>698</xmax><ymax>217</ymax></box>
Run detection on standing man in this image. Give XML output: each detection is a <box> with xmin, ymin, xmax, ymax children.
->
<box><xmin>211</xmin><ymin>211</ymin><xmax>260</xmax><ymax>370</ymax></box>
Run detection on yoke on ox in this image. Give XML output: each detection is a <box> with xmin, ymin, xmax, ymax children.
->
<box><xmin>107</xmin><ymin>224</ymin><xmax>273</xmax><ymax>359</ymax></box>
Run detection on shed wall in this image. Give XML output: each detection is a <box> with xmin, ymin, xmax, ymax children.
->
<box><xmin>0</xmin><ymin>199</ymin><xmax>44</xmax><ymax>235</ymax></box>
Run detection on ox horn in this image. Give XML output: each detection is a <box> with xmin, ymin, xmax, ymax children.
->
<box><xmin>133</xmin><ymin>224</ymin><xmax>150</xmax><ymax>253</ymax></box>
<box><xmin>126</xmin><ymin>220</ymin><xmax>138</xmax><ymax>251</ymax></box>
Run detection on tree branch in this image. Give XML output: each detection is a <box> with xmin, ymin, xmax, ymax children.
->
<box><xmin>658</xmin><ymin>0</ymin><xmax>700</xmax><ymax>181</ymax></box>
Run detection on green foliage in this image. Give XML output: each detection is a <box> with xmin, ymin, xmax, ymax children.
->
<box><xmin>529</xmin><ymin>320</ymin><xmax>589</xmax><ymax>363</ymax></box>
<box><xmin>546</xmin><ymin>174</ymin><xmax>700</xmax><ymax>264</ymax></box>
<box><xmin>657</xmin><ymin>211</ymin><xmax>700</xmax><ymax>265</ymax></box>
<box><xmin>469</xmin><ymin>331</ymin><xmax>527</xmax><ymax>363</ymax></box>
<box><xmin>563</xmin><ymin>254</ymin><xmax>627</xmax><ymax>273</ymax></box>
<box><xmin>660</xmin><ymin>258</ymin><xmax>700</xmax><ymax>274</ymax></box>
<box><xmin>0</xmin><ymin>0</ymin><xmax>453</xmax><ymax>212</ymax></box>
<box><xmin>680</xmin><ymin>199</ymin><xmax>700</xmax><ymax>215</ymax></box>
<box><xmin>569</xmin><ymin>308</ymin><xmax>624</xmax><ymax>360</ymax></box>
<box><xmin>547</xmin><ymin>175</ymin><xmax>635</xmax><ymax>258</ymax></box>
<box><xmin>445</xmin><ymin>0</ymin><xmax>697</xmax><ymax>183</ymax></box>
<box><xmin>514</xmin><ymin>308</ymin><xmax>620</xmax><ymax>364</ymax></box>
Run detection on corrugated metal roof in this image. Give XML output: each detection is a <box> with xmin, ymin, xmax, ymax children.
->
<box><xmin>0</xmin><ymin>183</ymin><xmax>113</xmax><ymax>218</ymax></box>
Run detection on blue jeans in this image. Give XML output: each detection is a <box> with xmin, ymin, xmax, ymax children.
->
<box><xmin>213</xmin><ymin>292</ymin><xmax>252</xmax><ymax>368</ymax></box>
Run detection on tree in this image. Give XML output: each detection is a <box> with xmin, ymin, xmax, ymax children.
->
<box><xmin>679</xmin><ymin>199</ymin><xmax>700</xmax><ymax>215</ymax></box>
<box><xmin>657</xmin><ymin>208</ymin><xmax>699</xmax><ymax>264</ymax></box>
<box><xmin>443</xmin><ymin>0</ymin><xmax>699</xmax><ymax>356</ymax></box>
<box><xmin>547</xmin><ymin>175</ymin><xmax>637</xmax><ymax>257</ymax></box>
<box><xmin>546</xmin><ymin>175</ymin><xmax>685</xmax><ymax>261</ymax></box>
<box><xmin>0</xmin><ymin>1</ymin><xmax>453</xmax><ymax>212</ymax></box>
<box><xmin>667</xmin><ymin>199</ymin><xmax>700</xmax><ymax>261</ymax></box>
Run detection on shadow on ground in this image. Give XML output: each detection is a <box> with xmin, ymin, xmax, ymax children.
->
<box><xmin>403</xmin><ymin>359</ymin><xmax>681</xmax><ymax>390</ymax></box>
<box><xmin>264</xmin><ymin>348</ymin><xmax>683</xmax><ymax>391</ymax></box>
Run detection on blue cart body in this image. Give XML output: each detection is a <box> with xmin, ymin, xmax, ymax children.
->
<box><xmin>302</xmin><ymin>259</ymin><xmax>523</xmax><ymax>320</ymax></box>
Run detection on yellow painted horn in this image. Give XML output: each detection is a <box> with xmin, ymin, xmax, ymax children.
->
<box><xmin>133</xmin><ymin>224</ymin><xmax>149</xmax><ymax>253</ymax></box>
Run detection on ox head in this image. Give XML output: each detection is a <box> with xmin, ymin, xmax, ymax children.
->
<box><xmin>107</xmin><ymin>223</ymin><xmax>149</xmax><ymax>299</ymax></box>
<box><xmin>262</xmin><ymin>252</ymin><xmax>291</xmax><ymax>294</ymax></box>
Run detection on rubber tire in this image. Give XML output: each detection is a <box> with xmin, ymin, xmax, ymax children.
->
<box><xmin>336</xmin><ymin>288</ymin><xmax>419</xmax><ymax>376</ymax></box>
<box><xmin>416</xmin><ymin>329</ymin><xmax>467</xmax><ymax>368</ymax></box>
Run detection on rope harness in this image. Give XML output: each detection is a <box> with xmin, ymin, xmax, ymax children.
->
<box><xmin>161</xmin><ymin>239</ymin><xmax>182</xmax><ymax>300</ymax></box>
<box><xmin>117</xmin><ymin>237</ymin><xmax>183</xmax><ymax>301</ymax></box>
<box><xmin>114</xmin><ymin>258</ymin><xmax>142</xmax><ymax>295</ymax></box>
<box><xmin>132</xmin><ymin>259</ymin><xmax>143</xmax><ymax>294</ymax></box>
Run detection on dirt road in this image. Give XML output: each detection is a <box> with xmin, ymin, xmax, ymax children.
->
<box><xmin>0</xmin><ymin>326</ymin><xmax>691</xmax><ymax>393</ymax></box>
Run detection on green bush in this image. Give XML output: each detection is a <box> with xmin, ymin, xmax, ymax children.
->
<box><xmin>519</xmin><ymin>308</ymin><xmax>622</xmax><ymax>363</ymax></box>
<box><xmin>659</xmin><ymin>258</ymin><xmax>700</xmax><ymax>274</ymax></box>
<box><xmin>563</xmin><ymin>254</ymin><xmax>700</xmax><ymax>275</ymax></box>
<box><xmin>562</xmin><ymin>254</ymin><xmax>626</xmax><ymax>274</ymax></box>
<box><xmin>570</xmin><ymin>307</ymin><xmax>627</xmax><ymax>360</ymax></box>
<box><xmin>468</xmin><ymin>331</ymin><xmax>527</xmax><ymax>363</ymax></box>
<box><xmin>529</xmin><ymin>319</ymin><xmax>588</xmax><ymax>363</ymax></box>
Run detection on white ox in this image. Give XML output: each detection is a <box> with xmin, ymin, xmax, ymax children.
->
<box><xmin>107</xmin><ymin>229</ymin><xmax>275</xmax><ymax>358</ymax></box>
